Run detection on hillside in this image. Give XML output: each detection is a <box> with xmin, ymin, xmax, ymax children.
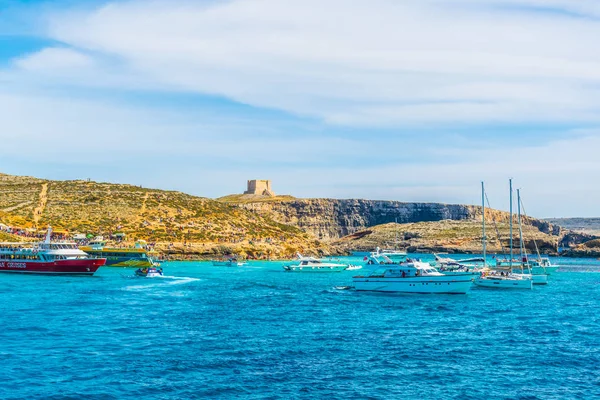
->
<box><xmin>0</xmin><ymin>173</ymin><xmax>330</xmax><ymax>258</ymax></box>
<box><xmin>334</xmin><ymin>219</ymin><xmax>559</xmax><ymax>255</ymax></box>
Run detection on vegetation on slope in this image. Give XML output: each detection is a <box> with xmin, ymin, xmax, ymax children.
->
<box><xmin>0</xmin><ymin>173</ymin><xmax>330</xmax><ymax>258</ymax></box>
<box><xmin>335</xmin><ymin>220</ymin><xmax>560</xmax><ymax>255</ymax></box>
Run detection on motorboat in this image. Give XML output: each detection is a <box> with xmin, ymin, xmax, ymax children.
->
<box><xmin>372</xmin><ymin>246</ymin><xmax>407</xmax><ymax>261</ymax></box>
<box><xmin>527</xmin><ymin>257</ymin><xmax>559</xmax><ymax>274</ymax></box>
<box><xmin>283</xmin><ymin>254</ymin><xmax>348</xmax><ymax>272</ymax></box>
<box><xmin>135</xmin><ymin>267</ymin><xmax>164</xmax><ymax>277</ymax></box>
<box><xmin>211</xmin><ymin>258</ymin><xmax>246</xmax><ymax>267</ymax></box>
<box><xmin>354</xmin><ymin>254</ymin><xmax>472</xmax><ymax>293</ymax></box>
<box><xmin>434</xmin><ymin>254</ymin><xmax>482</xmax><ymax>276</ymax></box>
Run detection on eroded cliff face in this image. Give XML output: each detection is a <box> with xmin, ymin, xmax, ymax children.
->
<box><xmin>234</xmin><ymin>198</ymin><xmax>555</xmax><ymax>240</ymax></box>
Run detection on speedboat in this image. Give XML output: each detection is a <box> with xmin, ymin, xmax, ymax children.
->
<box><xmin>353</xmin><ymin>254</ymin><xmax>472</xmax><ymax>294</ymax></box>
<box><xmin>283</xmin><ymin>254</ymin><xmax>348</xmax><ymax>272</ymax></box>
<box><xmin>211</xmin><ymin>259</ymin><xmax>246</xmax><ymax>267</ymax></box>
<box><xmin>135</xmin><ymin>267</ymin><xmax>164</xmax><ymax>277</ymax></box>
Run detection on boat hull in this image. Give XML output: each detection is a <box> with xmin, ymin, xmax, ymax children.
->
<box><xmin>352</xmin><ymin>275</ymin><xmax>473</xmax><ymax>294</ymax></box>
<box><xmin>440</xmin><ymin>271</ymin><xmax>479</xmax><ymax>277</ymax></box>
<box><xmin>284</xmin><ymin>265</ymin><xmax>347</xmax><ymax>272</ymax></box>
<box><xmin>0</xmin><ymin>258</ymin><xmax>106</xmax><ymax>275</ymax></box>
<box><xmin>135</xmin><ymin>271</ymin><xmax>163</xmax><ymax>277</ymax></box>
<box><xmin>212</xmin><ymin>261</ymin><xmax>245</xmax><ymax>267</ymax></box>
<box><xmin>474</xmin><ymin>277</ymin><xmax>533</xmax><ymax>289</ymax></box>
<box><xmin>530</xmin><ymin>266</ymin><xmax>558</xmax><ymax>274</ymax></box>
<box><xmin>512</xmin><ymin>273</ymin><xmax>548</xmax><ymax>285</ymax></box>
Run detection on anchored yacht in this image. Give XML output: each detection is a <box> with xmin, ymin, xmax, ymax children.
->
<box><xmin>354</xmin><ymin>254</ymin><xmax>472</xmax><ymax>293</ymax></box>
<box><xmin>283</xmin><ymin>254</ymin><xmax>348</xmax><ymax>272</ymax></box>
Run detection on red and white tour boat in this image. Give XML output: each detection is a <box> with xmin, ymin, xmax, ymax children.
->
<box><xmin>0</xmin><ymin>227</ymin><xmax>106</xmax><ymax>275</ymax></box>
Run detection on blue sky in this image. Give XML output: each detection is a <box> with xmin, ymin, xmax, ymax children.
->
<box><xmin>1</xmin><ymin>0</ymin><xmax>600</xmax><ymax>217</ymax></box>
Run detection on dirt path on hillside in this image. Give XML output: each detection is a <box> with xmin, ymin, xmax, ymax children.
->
<box><xmin>33</xmin><ymin>183</ymin><xmax>48</xmax><ymax>226</ymax></box>
<box><xmin>137</xmin><ymin>192</ymin><xmax>150</xmax><ymax>222</ymax></box>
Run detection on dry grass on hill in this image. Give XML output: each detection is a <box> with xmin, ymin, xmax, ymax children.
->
<box><xmin>0</xmin><ymin>173</ymin><xmax>329</xmax><ymax>258</ymax></box>
<box><xmin>335</xmin><ymin>220</ymin><xmax>559</xmax><ymax>254</ymax></box>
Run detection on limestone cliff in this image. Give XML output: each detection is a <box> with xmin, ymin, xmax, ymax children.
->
<box><xmin>221</xmin><ymin>197</ymin><xmax>562</xmax><ymax>241</ymax></box>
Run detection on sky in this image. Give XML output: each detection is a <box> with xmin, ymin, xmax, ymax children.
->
<box><xmin>1</xmin><ymin>0</ymin><xmax>600</xmax><ymax>217</ymax></box>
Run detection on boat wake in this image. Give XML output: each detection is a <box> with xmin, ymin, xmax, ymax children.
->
<box><xmin>122</xmin><ymin>276</ymin><xmax>200</xmax><ymax>291</ymax></box>
<box><xmin>333</xmin><ymin>285</ymin><xmax>355</xmax><ymax>291</ymax></box>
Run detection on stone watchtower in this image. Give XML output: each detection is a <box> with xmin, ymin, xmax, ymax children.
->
<box><xmin>243</xmin><ymin>180</ymin><xmax>275</xmax><ymax>196</ymax></box>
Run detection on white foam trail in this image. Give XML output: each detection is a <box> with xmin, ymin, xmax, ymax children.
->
<box><xmin>122</xmin><ymin>276</ymin><xmax>200</xmax><ymax>291</ymax></box>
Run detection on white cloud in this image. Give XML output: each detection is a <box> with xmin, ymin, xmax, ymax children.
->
<box><xmin>2</xmin><ymin>0</ymin><xmax>600</xmax><ymax>217</ymax></box>
<box><xmin>3</xmin><ymin>0</ymin><xmax>594</xmax><ymax>126</ymax></box>
<box><xmin>15</xmin><ymin>47</ymin><xmax>93</xmax><ymax>71</ymax></box>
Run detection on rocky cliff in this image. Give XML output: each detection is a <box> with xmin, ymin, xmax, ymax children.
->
<box><xmin>222</xmin><ymin>197</ymin><xmax>562</xmax><ymax>241</ymax></box>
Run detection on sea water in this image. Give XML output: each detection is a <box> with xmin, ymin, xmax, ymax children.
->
<box><xmin>0</xmin><ymin>255</ymin><xmax>599</xmax><ymax>399</ymax></box>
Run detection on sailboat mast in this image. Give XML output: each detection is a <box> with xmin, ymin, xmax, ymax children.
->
<box><xmin>517</xmin><ymin>188</ymin><xmax>524</xmax><ymax>273</ymax></box>
<box><xmin>509</xmin><ymin>178</ymin><xmax>513</xmax><ymax>266</ymax></box>
<box><xmin>482</xmin><ymin>181</ymin><xmax>486</xmax><ymax>267</ymax></box>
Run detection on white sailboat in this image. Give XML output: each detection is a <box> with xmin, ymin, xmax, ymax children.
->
<box><xmin>474</xmin><ymin>180</ymin><xmax>533</xmax><ymax>290</ymax></box>
<box><xmin>510</xmin><ymin>189</ymin><xmax>548</xmax><ymax>285</ymax></box>
<box><xmin>516</xmin><ymin>196</ymin><xmax>559</xmax><ymax>275</ymax></box>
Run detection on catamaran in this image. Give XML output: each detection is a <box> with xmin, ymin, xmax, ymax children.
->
<box><xmin>0</xmin><ymin>226</ymin><xmax>106</xmax><ymax>275</ymax></box>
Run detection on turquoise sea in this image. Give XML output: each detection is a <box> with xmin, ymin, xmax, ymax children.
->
<box><xmin>1</xmin><ymin>255</ymin><xmax>599</xmax><ymax>399</ymax></box>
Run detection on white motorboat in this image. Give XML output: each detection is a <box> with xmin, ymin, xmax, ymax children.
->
<box><xmin>283</xmin><ymin>254</ymin><xmax>348</xmax><ymax>272</ymax></box>
<box><xmin>527</xmin><ymin>257</ymin><xmax>559</xmax><ymax>274</ymax></box>
<box><xmin>373</xmin><ymin>246</ymin><xmax>407</xmax><ymax>261</ymax></box>
<box><xmin>435</xmin><ymin>254</ymin><xmax>482</xmax><ymax>276</ymax></box>
<box><xmin>211</xmin><ymin>259</ymin><xmax>246</xmax><ymax>267</ymax></box>
<box><xmin>353</xmin><ymin>254</ymin><xmax>472</xmax><ymax>293</ymax></box>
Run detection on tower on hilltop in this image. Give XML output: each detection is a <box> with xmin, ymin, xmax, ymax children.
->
<box><xmin>243</xmin><ymin>180</ymin><xmax>275</xmax><ymax>197</ymax></box>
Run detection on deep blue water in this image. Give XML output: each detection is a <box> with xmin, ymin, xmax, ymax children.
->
<box><xmin>1</xmin><ymin>255</ymin><xmax>599</xmax><ymax>399</ymax></box>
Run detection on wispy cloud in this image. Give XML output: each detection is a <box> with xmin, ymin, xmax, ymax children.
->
<box><xmin>1</xmin><ymin>0</ymin><xmax>600</xmax><ymax>216</ymax></box>
<box><xmin>16</xmin><ymin>0</ymin><xmax>597</xmax><ymax>126</ymax></box>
